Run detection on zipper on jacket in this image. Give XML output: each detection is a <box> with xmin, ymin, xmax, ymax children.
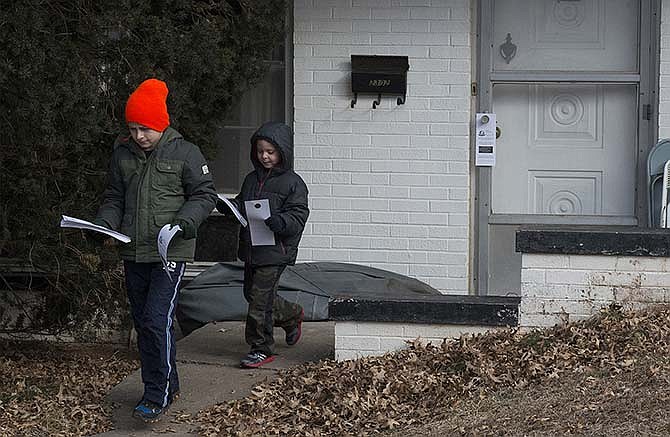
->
<box><xmin>135</xmin><ymin>149</ymin><xmax>156</xmax><ymax>260</ymax></box>
<box><xmin>249</xmin><ymin>168</ymin><xmax>275</xmax><ymax>265</ymax></box>
<box><xmin>134</xmin><ymin>155</ymin><xmax>147</xmax><ymax>259</ymax></box>
<box><xmin>255</xmin><ymin>167</ymin><xmax>272</xmax><ymax>197</ymax></box>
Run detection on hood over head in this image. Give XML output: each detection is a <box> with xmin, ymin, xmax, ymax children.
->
<box><xmin>250</xmin><ymin>122</ymin><xmax>293</xmax><ymax>173</ymax></box>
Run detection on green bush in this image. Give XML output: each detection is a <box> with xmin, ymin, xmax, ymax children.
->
<box><xmin>0</xmin><ymin>0</ymin><xmax>286</xmax><ymax>337</ymax></box>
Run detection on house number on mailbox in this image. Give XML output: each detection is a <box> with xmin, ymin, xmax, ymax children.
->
<box><xmin>368</xmin><ymin>79</ymin><xmax>391</xmax><ymax>87</ymax></box>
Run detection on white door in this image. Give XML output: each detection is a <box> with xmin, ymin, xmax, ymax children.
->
<box><xmin>477</xmin><ymin>0</ymin><xmax>651</xmax><ymax>295</ymax></box>
<box><xmin>493</xmin><ymin>0</ymin><xmax>639</xmax><ymax>73</ymax></box>
<box><xmin>492</xmin><ymin>84</ymin><xmax>638</xmax><ymax>217</ymax></box>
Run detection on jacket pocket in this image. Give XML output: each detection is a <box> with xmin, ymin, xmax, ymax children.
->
<box><xmin>152</xmin><ymin>159</ymin><xmax>183</xmax><ymax>192</ymax></box>
<box><xmin>153</xmin><ymin>213</ymin><xmax>176</xmax><ymax>230</ymax></box>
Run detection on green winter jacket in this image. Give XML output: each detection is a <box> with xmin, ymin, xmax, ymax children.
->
<box><xmin>95</xmin><ymin>127</ymin><xmax>217</xmax><ymax>262</ymax></box>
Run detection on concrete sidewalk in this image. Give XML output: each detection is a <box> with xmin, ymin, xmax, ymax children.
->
<box><xmin>96</xmin><ymin>321</ymin><xmax>335</xmax><ymax>436</ymax></box>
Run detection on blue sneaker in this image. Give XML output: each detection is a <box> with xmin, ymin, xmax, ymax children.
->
<box><xmin>132</xmin><ymin>399</ymin><xmax>165</xmax><ymax>423</ymax></box>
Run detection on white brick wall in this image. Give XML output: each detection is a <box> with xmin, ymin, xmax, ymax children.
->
<box><xmin>334</xmin><ymin>320</ymin><xmax>492</xmax><ymax>361</ymax></box>
<box><xmin>660</xmin><ymin>0</ymin><xmax>670</xmax><ymax>139</ymax></box>
<box><xmin>334</xmin><ymin>251</ymin><xmax>670</xmax><ymax>360</ymax></box>
<box><xmin>520</xmin><ymin>253</ymin><xmax>670</xmax><ymax>328</ymax></box>
<box><xmin>293</xmin><ymin>0</ymin><xmax>473</xmax><ymax>293</ymax></box>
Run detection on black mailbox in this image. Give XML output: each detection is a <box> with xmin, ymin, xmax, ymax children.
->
<box><xmin>350</xmin><ymin>55</ymin><xmax>409</xmax><ymax>109</ymax></box>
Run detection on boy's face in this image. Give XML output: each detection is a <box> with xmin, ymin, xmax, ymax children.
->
<box><xmin>256</xmin><ymin>139</ymin><xmax>281</xmax><ymax>169</ymax></box>
<box><xmin>128</xmin><ymin>122</ymin><xmax>162</xmax><ymax>151</ymax></box>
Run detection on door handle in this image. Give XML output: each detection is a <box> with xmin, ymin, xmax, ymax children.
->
<box><xmin>496</xmin><ymin>126</ymin><xmax>501</xmax><ymax>139</ymax></box>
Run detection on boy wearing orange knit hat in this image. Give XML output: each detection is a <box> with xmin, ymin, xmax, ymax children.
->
<box><xmin>95</xmin><ymin>78</ymin><xmax>217</xmax><ymax>423</ymax></box>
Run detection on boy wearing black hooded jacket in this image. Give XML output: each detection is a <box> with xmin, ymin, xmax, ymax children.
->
<box><xmin>217</xmin><ymin>121</ymin><xmax>309</xmax><ymax>368</ymax></box>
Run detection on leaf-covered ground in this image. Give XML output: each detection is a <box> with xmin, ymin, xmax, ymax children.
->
<box><xmin>1</xmin><ymin>304</ymin><xmax>668</xmax><ymax>436</ymax></box>
<box><xmin>197</xmin><ymin>304</ymin><xmax>670</xmax><ymax>436</ymax></box>
<box><xmin>386</xmin><ymin>353</ymin><xmax>670</xmax><ymax>436</ymax></box>
<box><xmin>0</xmin><ymin>340</ymin><xmax>138</xmax><ymax>436</ymax></box>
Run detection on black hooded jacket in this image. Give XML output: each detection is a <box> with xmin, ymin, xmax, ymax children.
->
<box><xmin>233</xmin><ymin>122</ymin><xmax>309</xmax><ymax>267</ymax></box>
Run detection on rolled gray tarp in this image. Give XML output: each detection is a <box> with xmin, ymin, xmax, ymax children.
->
<box><xmin>176</xmin><ymin>261</ymin><xmax>440</xmax><ymax>336</ymax></box>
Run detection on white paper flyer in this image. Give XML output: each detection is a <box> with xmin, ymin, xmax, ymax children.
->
<box><xmin>217</xmin><ymin>194</ymin><xmax>248</xmax><ymax>227</ymax></box>
<box><xmin>244</xmin><ymin>199</ymin><xmax>275</xmax><ymax>246</ymax></box>
<box><xmin>60</xmin><ymin>215</ymin><xmax>131</xmax><ymax>243</ymax></box>
<box><xmin>157</xmin><ymin>224</ymin><xmax>182</xmax><ymax>279</ymax></box>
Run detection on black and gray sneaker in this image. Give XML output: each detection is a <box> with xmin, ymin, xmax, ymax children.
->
<box><xmin>132</xmin><ymin>399</ymin><xmax>166</xmax><ymax>423</ymax></box>
<box><xmin>240</xmin><ymin>351</ymin><xmax>275</xmax><ymax>368</ymax></box>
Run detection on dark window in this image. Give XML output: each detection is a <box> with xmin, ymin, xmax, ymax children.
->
<box><xmin>211</xmin><ymin>45</ymin><xmax>287</xmax><ymax>194</ymax></box>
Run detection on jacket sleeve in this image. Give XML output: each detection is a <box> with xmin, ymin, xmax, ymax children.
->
<box><xmin>276</xmin><ymin>174</ymin><xmax>309</xmax><ymax>238</ymax></box>
<box><xmin>174</xmin><ymin>145</ymin><xmax>217</xmax><ymax>233</ymax></box>
<box><xmin>230</xmin><ymin>193</ymin><xmax>243</xmax><ymax>212</ymax></box>
<box><xmin>95</xmin><ymin>151</ymin><xmax>125</xmax><ymax>230</ymax></box>
<box><xmin>233</xmin><ymin>173</ymin><xmax>255</xmax><ymax>215</ymax></box>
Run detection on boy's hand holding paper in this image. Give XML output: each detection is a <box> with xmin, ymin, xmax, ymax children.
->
<box><xmin>216</xmin><ymin>195</ymin><xmax>248</xmax><ymax>227</ymax></box>
<box><xmin>264</xmin><ymin>215</ymin><xmax>285</xmax><ymax>233</ymax></box>
<box><xmin>157</xmin><ymin>223</ymin><xmax>182</xmax><ymax>279</ymax></box>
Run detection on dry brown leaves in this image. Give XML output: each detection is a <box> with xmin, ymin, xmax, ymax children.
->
<box><xmin>197</xmin><ymin>304</ymin><xmax>670</xmax><ymax>437</ymax></box>
<box><xmin>400</xmin><ymin>353</ymin><xmax>670</xmax><ymax>436</ymax></box>
<box><xmin>0</xmin><ymin>340</ymin><xmax>138</xmax><ymax>436</ymax></box>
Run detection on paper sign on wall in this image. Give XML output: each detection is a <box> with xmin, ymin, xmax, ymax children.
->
<box><xmin>475</xmin><ymin>112</ymin><xmax>496</xmax><ymax>167</ymax></box>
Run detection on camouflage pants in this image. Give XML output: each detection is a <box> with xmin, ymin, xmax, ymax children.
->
<box><xmin>243</xmin><ymin>264</ymin><xmax>303</xmax><ymax>356</ymax></box>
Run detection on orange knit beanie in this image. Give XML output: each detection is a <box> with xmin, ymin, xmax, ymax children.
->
<box><xmin>125</xmin><ymin>78</ymin><xmax>170</xmax><ymax>132</ymax></box>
